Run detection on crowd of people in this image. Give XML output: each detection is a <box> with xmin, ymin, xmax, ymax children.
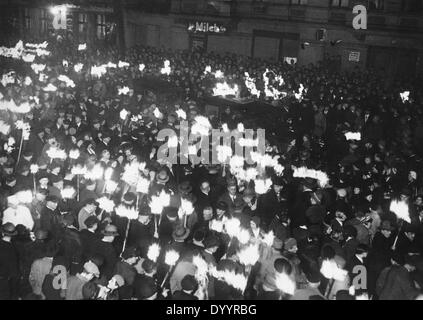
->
<box><xmin>1</xmin><ymin>33</ymin><xmax>423</xmax><ymax>300</ymax></box>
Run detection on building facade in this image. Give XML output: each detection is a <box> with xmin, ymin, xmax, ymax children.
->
<box><xmin>0</xmin><ymin>0</ymin><xmax>117</xmax><ymax>45</ymax></box>
<box><xmin>123</xmin><ymin>0</ymin><xmax>423</xmax><ymax>76</ymax></box>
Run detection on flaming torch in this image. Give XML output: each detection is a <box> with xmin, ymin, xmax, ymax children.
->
<box><xmin>161</xmin><ymin>250</ymin><xmax>180</xmax><ymax>288</ymax></box>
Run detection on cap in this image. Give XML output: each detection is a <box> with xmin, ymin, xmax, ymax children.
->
<box><xmin>181</xmin><ymin>274</ymin><xmax>197</xmax><ymax>292</ymax></box>
<box><xmin>121</xmin><ymin>247</ymin><xmax>138</xmax><ymax>260</ymax></box>
<box><xmin>83</xmin><ymin>261</ymin><xmax>100</xmax><ymax>277</ymax></box>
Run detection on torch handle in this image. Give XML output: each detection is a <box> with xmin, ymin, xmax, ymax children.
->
<box><xmin>120</xmin><ymin>218</ymin><xmax>131</xmax><ymax>258</ymax></box>
<box><xmin>33</xmin><ymin>174</ymin><xmax>37</xmax><ymax>195</ymax></box>
<box><xmin>77</xmin><ymin>174</ymin><xmax>80</xmax><ymax>202</ymax></box>
<box><xmin>160</xmin><ymin>268</ymin><xmax>173</xmax><ymax>288</ymax></box>
<box><xmin>15</xmin><ymin>131</ymin><xmax>24</xmax><ymax>170</ymax></box>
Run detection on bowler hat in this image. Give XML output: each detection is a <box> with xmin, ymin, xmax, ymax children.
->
<box><xmin>122</xmin><ymin>247</ymin><xmax>138</xmax><ymax>260</ymax></box>
<box><xmin>164</xmin><ymin>207</ymin><xmax>178</xmax><ymax>219</ymax></box>
<box><xmin>123</xmin><ymin>192</ymin><xmax>136</xmax><ymax>204</ymax></box>
<box><xmin>156</xmin><ymin>170</ymin><xmax>169</xmax><ymax>184</ymax></box>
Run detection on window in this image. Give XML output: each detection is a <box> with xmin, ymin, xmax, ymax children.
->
<box><xmin>40</xmin><ymin>9</ymin><xmax>48</xmax><ymax>35</ymax></box>
<box><xmin>368</xmin><ymin>0</ymin><xmax>384</xmax><ymax>10</ymax></box>
<box><xmin>331</xmin><ymin>0</ymin><xmax>349</xmax><ymax>8</ymax></box>
<box><xmin>290</xmin><ymin>0</ymin><xmax>308</xmax><ymax>5</ymax></box>
<box><xmin>78</xmin><ymin>13</ymin><xmax>88</xmax><ymax>39</ymax></box>
<box><xmin>24</xmin><ymin>8</ymin><xmax>31</xmax><ymax>30</ymax></box>
<box><xmin>96</xmin><ymin>14</ymin><xmax>106</xmax><ymax>40</ymax></box>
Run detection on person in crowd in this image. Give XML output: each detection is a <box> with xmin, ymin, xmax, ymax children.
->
<box><xmin>0</xmin><ymin>34</ymin><xmax>422</xmax><ymax>301</ymax></box>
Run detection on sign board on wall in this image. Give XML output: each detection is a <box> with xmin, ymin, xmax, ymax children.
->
<box><xmin>349</xmin><ymin>51</ymin><xmax>361</xmax><ymax>62</ymax></box>
<box><xmin>284</xmin><ymin>57</ymin><xmax>298</xmax><ymax>65</ymax></box>
<box><xmin>188</xmin><ymin>22</ymin><xmax>227</xmax><ymax>34</ymax></box>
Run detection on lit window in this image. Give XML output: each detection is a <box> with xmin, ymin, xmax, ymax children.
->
<box><xmin>40</xmin><ymin>9</ymin><xmax>48</xmax><ymax>34</ymax></box>
<box><xmin>24</xmin><ymin>8</ymin><xmax>31</xmax><ymax>30</ymax></box>
<box><xmin>79</xmin><ymin>13</ymin><xmax>88</xmax><ymax>38</ymax></box>
<box><xmin>97</xmin><ymin>14</ymin><xmax>106</xmax><ymax>40</ymax></box>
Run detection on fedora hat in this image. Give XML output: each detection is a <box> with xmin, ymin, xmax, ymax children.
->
<box><xmin>101</xmin><ymin>224</ymin><xmax>119</xmax><ymax>237</ymax></box>
<box><xmin>172</xmin><ymin>225</ymin><xmax>190</xmax><ymax>241</ymax></box>
<box><xmin>1</xmin><ymin>223</ymin><xmax>17</xmax><ymax>236</ymax></box>
<box><xmin>156</xmin><ymin>169</ymin><xmax>169</xmax><ymax>184</ymax></box>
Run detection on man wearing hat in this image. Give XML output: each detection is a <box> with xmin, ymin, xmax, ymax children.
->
<box><xmin>172</xmin><ymin>274</ymin><xmax>198</xmax><ymax>300</ymax></box>
<box><xmin>0</xmin><ymin>223</ymin><xmax>19</xmax><ymax>299</ymax></box>
<box><xmin>91</xmin><ymin>225</ymin><xmax>119</xmax><ymax>280</ymax></box>
<box><xmin>366</xmin><ymin>220</ymin><xmax>396</xmax><ymax>297</ymax></box>
<box><xmin>375</xmin><ymin>251</ymin><xmax>420</xmax><ymax>300</ymax></box>
<box><xmin>162</xmin><ymin>225</ymin><xmax>190</xmax><ymax>260</ymax></box>
<box><xmin>133</xmin><ymin>266</ymin><xmax>163</xmax><ymax>300</ymax></box>
<box><xmin>80</xmin><ymin>216</ymin><xmax>100</xmax><ymax>261</ymax></box>
<box><xmin>153</xmin><ymin>169</ymin><xmax>170</xmax><ymax>191</ymax></box>
<box><xmin>127</xmin><ymin>206</ymin><xmax>154</xmax><ymax>256</ymax></box>
<box><xmin>158</xmin><ymin>207</ymin><xmax>180</xmax><ymax>246</ymax></box>
<box><xmin>47</xmin><ymin>175</ymin><xmax>64</xmax><ymax>200</ymax></box>
<box><xmin>65</xmin><ymin>260</ymin><xmax>100</xmax><ymax>300</ymax></box>
<box><xmin>58</xmin><ymin>214</ymin><xmax>83</xmax><ymax>275</ymax></box>
<box><xmin>114</xmin><ymin>247</ymin><xmax>139</xmax><ymax>299</ymax></box>
<box><xmin>215</xmin><ymin>200</ymin><xmax>229</xmax><ymax>221</ymax></box>
<box><xmin>395</xmin><ymin>223</ymin><xmax>419</xmax><ymax>261</ymax></box>
<box><xmin>40</xmin><ymin>195</ymin><xmax>60</xmax><ymax>236</ymax></box>
<box><xmin>16</xmin><ymin>164</ymin><xmax>32</xmax><ymax>190</ymax></box>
